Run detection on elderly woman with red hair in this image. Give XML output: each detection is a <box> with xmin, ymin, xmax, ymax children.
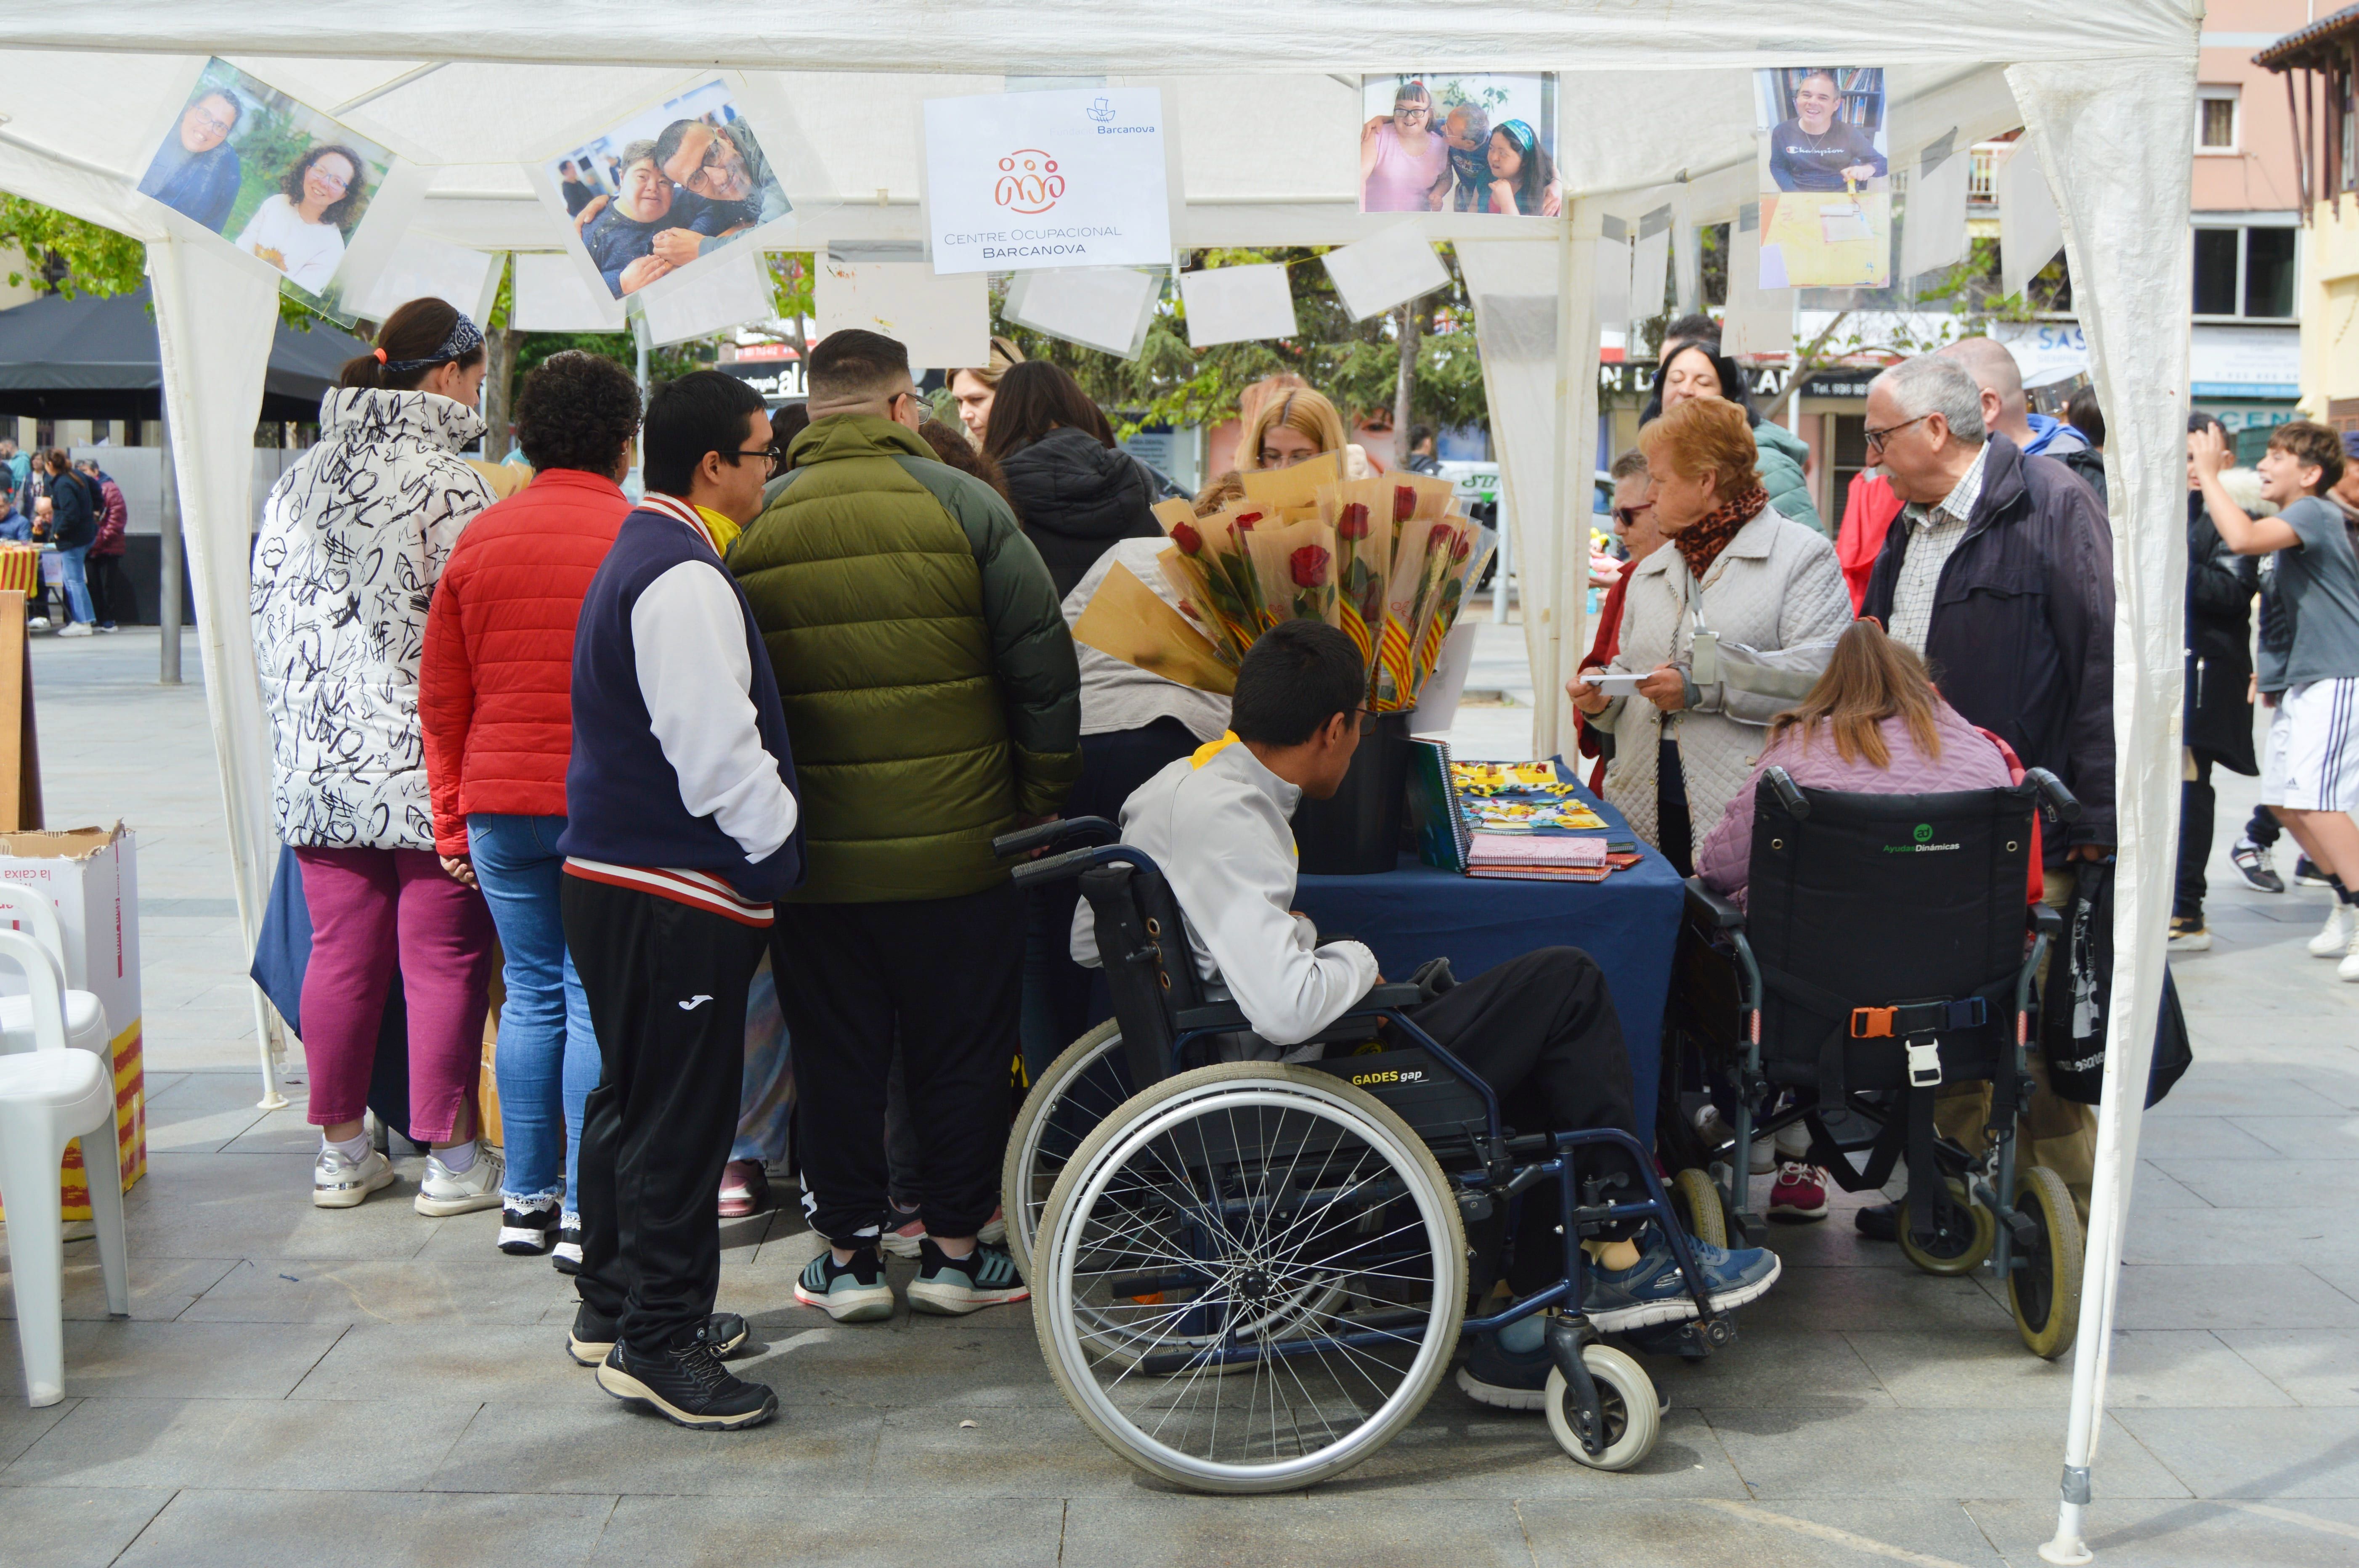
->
<box><xmin>1568</xmin><ymin>397</ymin><xmax>1850</xmax><ymax>873</ymax></box>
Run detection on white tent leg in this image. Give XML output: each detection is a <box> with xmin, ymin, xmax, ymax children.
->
<box><xmin>251</xmin><ymin>985</ymin><xmax>287</xmax><ymax>1112</ymax></box>
<box><xmin>2006</xmin><ymin>58</ymin><xmax>2199</xmax><ymax>1563</ymax></box>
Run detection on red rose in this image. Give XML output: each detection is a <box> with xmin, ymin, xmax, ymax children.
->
<box><xmin>1290</xmin><ymin>545</ymin><xmax>1332</xmax><ymax>588</ymax></box>
<box><xmin>1393</xmin><ymin>485</ymin><xmax>1417</xmax><ymax>523</ymax></box>
<box><xmin>1338</xmin><ymin>502</ymin><xmax>1370</xmax><ymax>540</ymax></box>
<box><xmin>1426</xmin><ymin>524</ymin><xmax>1453</xmax><ymax>556</ymax></box>
<box><xmin>1235</xmin><ymin>510</ymin><xmax>1263</xmax><ymax>531</ymax></box>
<box><xmin>1450</xmin><ymin>530</ymin><xmax>1472</xmax><ymax>561</ymax></box>
<box><xmin>1171</xmin><ymin>521</ymin><xmax>1203</xmax><ymax>554</ymax></box>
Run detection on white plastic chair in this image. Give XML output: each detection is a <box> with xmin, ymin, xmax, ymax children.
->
<box><xmin>0</xmin><ymin>886</ymin><xmax>109</xmax><ymax>1061</ymax></box>
<box><xmin>0</xmin><ymin>927</ymin><xmax>128</xmax><ymax>1405</ymax></box>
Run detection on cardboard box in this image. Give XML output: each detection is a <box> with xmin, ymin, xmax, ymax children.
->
<box><xmin>0</xmin><ymin>823</ymin><xmax>143</xmax><ymax>1219</ymax></box>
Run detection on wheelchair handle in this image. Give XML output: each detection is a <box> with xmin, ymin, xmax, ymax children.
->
<box><xmin>993</xmin><ymin>816</ymin><xmax>1118</xmax><ymax>860</ymax></box>
<box><xmin>1008</xmin><ymin>842</ymin><xmax>1158</xmax><ymax>891</ymax></box>
<box><xmin>1765</xmin><ymin>765</ymin><xmax>1810</xmax><ymax>820</ymax></box>
<box><xmin>2021</xmin><ymin>767</ymin><xmax>2082</xmax><ymax>826</ymax></box>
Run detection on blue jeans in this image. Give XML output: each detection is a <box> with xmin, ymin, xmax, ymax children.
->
<box><xmin>56</xmin><ymin>542</ymin><xmax>94</xmax><ymax>624</ymax></box>
<box><xmin>468</xmin><ymin>813</ymin><xmax>601</xmax><ymax>1205</ymax></box>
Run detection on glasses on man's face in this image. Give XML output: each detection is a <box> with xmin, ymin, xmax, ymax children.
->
<box><xmin>1863</xmin><ymin>412</ymin><xmax>1933</xmax><ymax>455</ymax></box>
<box><xmin>723</xmin><ymin>445</ymin><xmax>786</xmax><ymax>479</ymax></box>
<box><xmin>691</xmin><ymin>146</ymin><xmax>746</xmax><ymax>192</ymax></box>
<box><xmin>189</xmin><ymin>109</ymin><xmax>234</xmax><ymax>137</ymax></box>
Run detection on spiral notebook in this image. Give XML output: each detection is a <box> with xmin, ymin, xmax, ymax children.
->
<box><xmin>1405</xmin><ymin>737</ymin><xmax>1473</xmax><ymax>873</ymax></box>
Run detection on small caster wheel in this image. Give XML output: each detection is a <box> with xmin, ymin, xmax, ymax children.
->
<box><xmin>1545</xmin><ymin>1344</ymin><xmax>1662</xmax><ymax>1471</ymax></box>
<box><xmin>1898</xmin><ymin>1179</ymin><xmax>1995</xmax><ymax>1277</ymax></box>
<box><xmin>1670</xmin><ymin>1166</ymin><xmax>1730</xmax><ymax>1250</ymax></box>
<box><xmin>2009</xmin><ymin>1164</ymin><xmax>2083</xmax><ymax>1360</ymax></box>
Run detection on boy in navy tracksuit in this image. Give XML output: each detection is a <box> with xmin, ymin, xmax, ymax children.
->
<box><xmin>558</xmin><ymin>370</ymin><xmax>800</xmax><ymax>1430</ymax></box>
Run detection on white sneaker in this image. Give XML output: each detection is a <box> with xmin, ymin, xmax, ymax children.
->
<box><xmin>1748</xmin><ymin>1137</ymin><xmax>1776</xmax><ymax>1175</ymax></box>
<box><xmin>55</xmin><ymin>622</ymin><xmax>91</xmax><ymax>638</ymax></box>
<box><xmin>2340</xmin><ymin>927</ymin><xmax>2359</xmax><ymax>983</ymax></box>
<box><xmin>552</xmin><ymin>1212</ymin><xmax>584</xmax><ymax>1275</ymax></box>
<box><xmin>414</xmin><ymin>1145</ymin><xmax>506</xmax><ymax>1216</ymax></box>
<box><xmin>314</xmin><ymin>1145</ymin><xmax>396</xmax><ymax>1208</ymax></box>
<box><xmin>27</xmin><ymin>616</ymin><xmax>49</xmax><ymax>630</ymax></box>
<box><xmin>2309</xmin><ymin>902</ymin><xmax>2351</xmax><ymax>958</ymax></box>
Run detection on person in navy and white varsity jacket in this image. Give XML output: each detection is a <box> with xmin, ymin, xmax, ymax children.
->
<box><xmin>556</xmin><ymin>369</ymin><xmax>800</xmax><ymax>1432</ymax></box>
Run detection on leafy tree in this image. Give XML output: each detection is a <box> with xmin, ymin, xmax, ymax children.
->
<box><xmin>0</xmin><ymin>192</ymin><xmax>326</xmax><ymax>332</ymax></box>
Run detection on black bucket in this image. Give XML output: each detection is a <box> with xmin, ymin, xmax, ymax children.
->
<box><xmin>1293</xmin><ymin>711</ymin><xmax>1413</xmax><ymax>874</ymax></box>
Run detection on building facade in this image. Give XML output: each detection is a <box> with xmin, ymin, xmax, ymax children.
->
<box><xmin>2258</xmin><ymin>2</ymin><xmax>2359</xmax><ymax>432</ymax></box>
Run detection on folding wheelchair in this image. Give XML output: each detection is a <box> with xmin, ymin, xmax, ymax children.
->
<box><xmin>995</xmin><ymin>817</ymin><xmax>1736</xmax><ymax>1493</ymax></box>
<box><xmin>1673</xmin><ymin>765</ymin><xmax>2085</xmax><ymax>1359</ymax></box>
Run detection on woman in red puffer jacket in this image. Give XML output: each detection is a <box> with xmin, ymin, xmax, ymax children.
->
<box><xmin>419</xmin><ymin>351</ymin><xmax>642</xmax><ymax>1269</ymax></box>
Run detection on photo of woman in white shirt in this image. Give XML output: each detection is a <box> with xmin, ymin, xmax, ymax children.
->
<box><xmin>235</xmin><ymin>143</ymin><xmax>366</xmax><ymax>295</ymax></box>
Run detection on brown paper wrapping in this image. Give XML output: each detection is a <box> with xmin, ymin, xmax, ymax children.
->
<box><xmin>1073</xmin><ymin>562</ymin><xmax>1238</xmax><ymax>695</ymax></box>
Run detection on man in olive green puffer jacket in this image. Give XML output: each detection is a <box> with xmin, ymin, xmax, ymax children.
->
<box><xmin>730</xmin><ymin>329</ymin><xmax>1078</xmax><ymax>1314</ymax></box>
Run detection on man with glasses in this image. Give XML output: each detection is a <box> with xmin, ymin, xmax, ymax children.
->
<box><xmin>557</xmin><ymin>369</ymin><xmax>802</xmax><ymax>1429</ymax></box>
<box><xmin>730</xmin><ymin>329</ymin><xmax>1079</xmax><ymax>1324</ymax></box>
<box><xmin>138</xmin><ymin>88</ymin><xmax>244</xmax><ymax>232</ymax></box>
<box><xmin>1856</xmin><ymin>352</ymin><xmax>2114</xmax><ymax>1234</ymax></box>
<box><xmin>650</xmin><ymin>118</ymin><xmax>788</xmax><ymax>270</ymax></box>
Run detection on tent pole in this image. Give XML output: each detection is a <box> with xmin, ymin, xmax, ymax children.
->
<box><xmin>1542</xmin><ymin>211</ymin><xmax>1578</xmax><ymax>758</ymax></box>
<box><xmin>156</xmin><ymin>403</ymin><xmax>181</xmax><ymax>686</ymax></box>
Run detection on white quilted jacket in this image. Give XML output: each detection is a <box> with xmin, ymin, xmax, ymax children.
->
<box><xmin>1598</xmin><ymin>504</ymin><xmax>1852</xmax><ymax>849</ymax></box>
<box><xmin>252</xmin><ymin>389</ymin><xmax>494</xmax><ymax>850</ymax></box>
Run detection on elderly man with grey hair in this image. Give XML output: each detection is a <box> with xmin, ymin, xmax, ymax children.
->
<box><xmin>1852</xmin><ymin>350</ymin><xmax>2115</xmax><ymax>1240</ymax></box>
<box><xmin>1937</xmin><ymin>335</ymin><xmax>2107</xmax><ymax>501</ymax></box>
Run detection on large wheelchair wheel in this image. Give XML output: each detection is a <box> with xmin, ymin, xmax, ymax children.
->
<box><xmin>1033</xmin><ymin>1062</ymin><xmax>1467</xmax><ymax>1494</ymax></box>
<box><xmin>1003</xmin><ymin>1020</ymin><xmax>1133</xmax><ymax>1282</ymax></box>
<box><xmin>1897</xmin><ymin>1179</ymin><xmax>1995</xmax><ymax>1277</ymax></box>
<box><xmin>1544</xmin><ymin>1344</ymin><xmax>1662</xmax><ymax>1471</ymax></box>
<box><xmin>2009</xmin><ymin>1164</ymin><xmax>2083</xmax><ymax>1360</ymax></box>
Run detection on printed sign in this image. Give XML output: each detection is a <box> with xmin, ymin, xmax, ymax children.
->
<box><xmin>923</xmin><ymin>87</ymin><xmax>1173</xmax><ymax>275</ymax></box>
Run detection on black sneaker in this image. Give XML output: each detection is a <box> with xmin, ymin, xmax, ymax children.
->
<box><xmin>552</xmin><ymin>1212</ymin><xmax>583</xmax><ymax>1276</ymax></box>
<box><xmin>908</xmin><ymin>1237</ymin><xmax>1029</xmax><ymax>1316</ymax></box>
<box><xmin>595</xmin><ymin>1330</ymin><xmax>776</xmax><ymax>1430</ymax></box>
<box><xmin>570</xmin><ymin>1304</ymin><xmax>750</xmax><ymax>1367</ymax></box>
<box><xmin>1854</xmin><ymin>1201</ymin><xmax>1898</xmax><ymax>1242</ymax></box>
<box><xmin>498</xmin><ymin>1197</ymin><xmax>560</xmax><ymax>1256</ymax></box>
<box><xmin>2231</xmin><ymin>836</ymin><xmax>2284</xmax><ymax>894</ymax></box>
<box><xmin>2295</xmin><ymin>856</ymin><xmax>2337</xmax><ymax>890</ymax></box>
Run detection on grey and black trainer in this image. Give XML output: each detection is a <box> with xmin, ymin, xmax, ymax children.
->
<box><xmin>595</xmin><ymin>1328</ymin><xmax>776</xmax><ymax>1430</ymax></box>
<box><xmin>795</xmin><ymin>1245</ymin><xmax>895</xmax><ymax>1322</ymax></box>
<box><xmin>908</xmin><ymin>1237</ymin><xmax>1029</xmax><ymax>1316</ymax></box>
<box><xmin>569</xmin><ymin>1304</ymin><xmax>750</xmax><ymax>1367</ymax></box>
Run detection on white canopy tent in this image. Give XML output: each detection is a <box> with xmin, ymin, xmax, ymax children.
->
<box><xmin>0</xmin><ymin>6</ymin><xmax>2201</xmax><ymax>1558</ymax></box>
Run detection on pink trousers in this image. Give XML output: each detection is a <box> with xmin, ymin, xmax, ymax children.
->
<box><xmin>295</xmin><ymin>846</ymin><xmax>496</xmax><ymax>1142</ymax></box>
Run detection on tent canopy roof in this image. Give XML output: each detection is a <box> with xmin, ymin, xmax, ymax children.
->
<box><xmin>0</xmin><ymin>283</ymin><xmax>365</xmax><ymax>421</ymax></box>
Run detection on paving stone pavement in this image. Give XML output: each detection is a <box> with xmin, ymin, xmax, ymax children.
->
<box><xmin>4</xmin><ymin>627</ymin><xmax>2357</xmax><ymax>1566</ymax></box>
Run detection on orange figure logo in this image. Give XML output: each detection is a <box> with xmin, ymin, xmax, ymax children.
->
<box><xmin>995</xmin><ymin>149</ymin><xmax>1064</xmax><ymax>214</ymax></box>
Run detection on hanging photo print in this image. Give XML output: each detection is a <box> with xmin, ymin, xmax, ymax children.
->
<box><xmin>536</xmin><ymin>75</ymin><xmax>795</xmax><ymax>302</ymax></box>
<box><xmin>1754</xmin><ymin>67</ymin><xmax>1891</xmax><ymax>289</ymax></box>
<box><xmin>1359</xmin><ymin>74</ymin><xmax>1558</xmax><ymax>217</ymax></box>
<box><xmin>133</xmin><ymin>58</ymin><xmax>400</xmax><ymax>317</ymax></box>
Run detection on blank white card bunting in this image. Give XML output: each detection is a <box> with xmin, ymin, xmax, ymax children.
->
<box><xmin>345</xmin><ymin>232</ymin><xmax>502</xmax><ymax>325</ymax></box>
<box><xmin>1321</xmin><ymin>223</ymin><xmax>1450</xmax><ymax>321</ymax></box>
<box><xmin>512</xmin><ymin>252</ymin><xmax>627</xmax><ymax>333</ymax></box>
<box><xmin>1720</xmin><ymin>204</ymin><xmax>1792</xmax><ymax>361</ymax></box>
<box><xmin>1629</xmin><ymin>205</ymin><xmax>1672</xmax><ymax>322</ymax></box>
<box><xmin>1900</xmin><ymin>128</ymin><xmax>1972</xmax><ymax>279</ymax></box>
<box><xmin>1179</xmin><ymin>263</ymin><xmax>1299</xmax><ymax>350</ymax></box>
<box><xmin>1003</xmin><ymin>267</ymin><xmax>1163</xmax><ymax>359</ymax></box>
<box><xmin>638</xmin><ymin>249</ymin><xmax>779</xmax><ymax>347</ymax></box>
<box><xmin>814</xmin><ymin>257</ymin><xmax>990</xmax><ymax>370</ymax></box>
<box><xmin>1997</xmin><ymin>134</ymin><xmax>2064</xmax><ymax>303</ymax></box>
<box><xmin>1594</xmin><ymin>215</ymin><xmax>1632</xmax><ymax>343</ymax></box>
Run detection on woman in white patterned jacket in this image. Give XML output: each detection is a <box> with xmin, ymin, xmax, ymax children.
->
<box><xmin>1568</xmin><ymin>396</ymin><xmax>1852</xmax><ymax>874</ymax></box>
<box><xmin>251</xmin><ymin>297</ymin><xmax>502</xmax><ymax>1218</ymax></box>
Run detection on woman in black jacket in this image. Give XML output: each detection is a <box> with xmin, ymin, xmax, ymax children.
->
<box><xmin>2174</xmin><ymin>413</ymin><xmax>2260</xmax><ymax>948</ymax></box>
<box><xmin>982</xmin><ymin>361</ymin><xmax>1159</xmax><ymax>599</ymax></box>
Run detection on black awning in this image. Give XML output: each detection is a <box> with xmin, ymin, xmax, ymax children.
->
<box><xmin>0</xmin><ymin>282</ymin><xmax>367</xmax><ymax>424</ymax></box>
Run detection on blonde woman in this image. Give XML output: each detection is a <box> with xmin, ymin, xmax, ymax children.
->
<box><xmin>1194</xmin><ymin>384</ymin><xmax>1373</xmax><ymax>513</ymax></box>
<box><xmin>949</xmin><ymin>335</ymin><xmax>1025</xmax><ymax>445</ymax></box>
<box><xmin>1568</xmin><ymin>397</ymin><xmax>1850</xmax><ymax>872</ymax></box>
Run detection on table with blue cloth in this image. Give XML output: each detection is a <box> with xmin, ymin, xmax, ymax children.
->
<box><xmin>1293</xmin><ymin>771</ymin><xmax>1683</xmax><ymax>1134</ymax></box>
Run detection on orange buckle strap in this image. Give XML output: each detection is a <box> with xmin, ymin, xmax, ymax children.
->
<box><xmin>1850</xmin><ymin>1006</ymin><xmax>1896</xmax><ymax>1039</ymax></box>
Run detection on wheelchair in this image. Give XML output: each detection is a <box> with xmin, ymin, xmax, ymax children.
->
<box><xmin>1672</xmin><ymin>765</ymin><xmax>2086</xmax><ymax>1359</ymax></box>
<box><xmin>995</xmin><ymin>817</ymin><xmax>1736</xmax><ymax>1493</ymax></box>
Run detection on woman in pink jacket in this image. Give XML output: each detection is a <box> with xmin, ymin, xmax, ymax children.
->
<box><xmin>1694</xmin><ymin>619</ymin><xmax>2017</xmax><ymax>1222</ymax></box>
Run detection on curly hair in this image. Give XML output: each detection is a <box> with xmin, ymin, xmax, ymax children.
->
<box><xmin>281</xmin><ymin>143</ymin><xmax>368</xmax><ymax>232</ymax></box>
<box><xmin>516</xmin><ymin>351</ymin><xmax>643</xmax><ymax>477</ymax></box>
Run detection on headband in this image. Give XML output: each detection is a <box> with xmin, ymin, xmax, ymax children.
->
<box><xmin>1498</xmin><ymin>119</ymin><xmax>1537</xmax><ymax>154</ymax></box>
<box><xmin>380</xmin><ymin>311</ymin><xmax>485</xmax><ymax>375</ymax></box>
